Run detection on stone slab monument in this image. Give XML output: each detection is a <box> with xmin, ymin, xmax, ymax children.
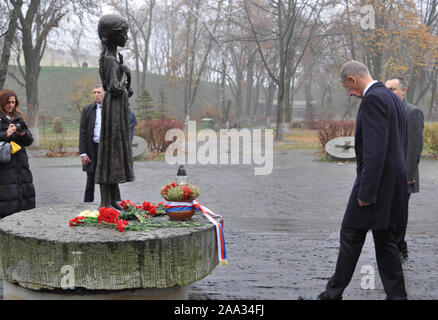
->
<box><xmin>0</xmin><ymin>14</ymin><xmax>225</xmax><ymax>300</ymax></box>
<box><xmin>0</xmin><ymin>203</ymin><xmax>220</xmax><ymax>300</ymax></box>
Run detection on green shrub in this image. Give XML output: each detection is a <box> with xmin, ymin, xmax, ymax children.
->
<box><xmin>47</xmin><ymin>139</ymin><xmax>66</xmax><ymax>153</ymax></box>
<box><xmin>316</xmin><ymin>120</ymin><xmax>355</xmax><ymax>150</ymax></box>
<box><xmin>135</xmin><ymin>119</ymin><xmax>184</xmax><ymax>152</ymax></box>
<box><xmin>51</xmin><ymin>117</ymin><xmax>64</xmax><ymax>134</ymax></box>
<box><xmin>424</xmin><ymin>122</ymin><xmax>438</xmax><ymax>156</ymax></box>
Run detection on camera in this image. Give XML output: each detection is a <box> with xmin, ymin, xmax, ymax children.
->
<box><xmin>13</xmin><ymin>118</ymin><xmax>28</xmax><ymax>133</ymax></box>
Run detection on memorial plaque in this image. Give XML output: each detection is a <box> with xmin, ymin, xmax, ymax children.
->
<box><xmin>132</xmin><ymin>136</ymin><xmax>149</xmax><ymax>160</ymax></box>
<box><xmin>325</xmin><ymin>136</ymin><xmax>356</xmax><ymax>161</ymax></box>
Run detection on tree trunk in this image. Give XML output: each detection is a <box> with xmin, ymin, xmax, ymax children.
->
<box><xmin>275</xmin><ymin>83</ymin><xmax>284</xmax><ymax>141</ymax></box>
<box><xmin>24</xmin><ymin>61</ymin><xmax>40</xmax><ymax>146</ymax></box>
<box><xmin>235</xmin><ymin>75</ymin><xmax>243</xmax><ymax>126</ymax></box>
<box><xmin>407</xmin><ymin>67</ymin><xmax>420</xmax><ymax>103</ymax></box>
<box><xmin>220</xmin><ymin>56</ymin><xmax>227</xmax><ymax>127</ymax></box>
<box><xmin>265</xmin><ymin>79</ymin><xmax>275</xmax><ymax>127</ymax></box>
<box><xmin>252</xmin><ymin>78</ymin><xmax>260</xmax><ymax>124</ymax></box>
<box><xmin>21</xmin><ymin>4</ymin><xmax>41</xmax><ymax>147</ymax></box>
<box><xmin>429</xmin><ymin>70</ymin><xmax>438</xmax><ymax>120</ymax></box>
<box><xmin>0</xmin><ymin>1</ymin><xmax>22</xmax><ymax>90</ymax></box>
<box><xmin>139</xmin><ymin>0</ymin><xmax>155</xmax><ymax>93</ymax></box>
<box><xmin>245</xmin><ymin>53</ymin><xmax>255</xmax><ymax>123</ymax></box>
<box><xmin>284</xmin><ymin>75</ymin><xmax>291</xmax><ymax>123</ymax></box>
<box><xmin>304</xmin><ymin>71</ymin><xmax>314</xmax><ymax>127</ymax></box>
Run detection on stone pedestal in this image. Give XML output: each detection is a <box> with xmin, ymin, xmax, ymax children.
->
<box><xmin>0</xmin><ymin>203</ymin><xmax>220</xmax><ymax>300</ymax></box>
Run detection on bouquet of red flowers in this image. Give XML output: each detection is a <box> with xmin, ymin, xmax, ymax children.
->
<box><xmin>160</xmin><ymin>182</ymin><xmax>201</xmax><ymax>201</ymax></box>
<box><xmin>120</xmin><ymin>200</ymin><xmax>165</xmax><ymax>217</ymax></box>
<box><xmin>69</xmin><ymin>207</ymin><xmax>130</xmax><ymax>232</ymax></box>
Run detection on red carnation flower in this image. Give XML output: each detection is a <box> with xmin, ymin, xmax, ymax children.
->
<box><xmin>69</xmin><ymin>216</ymin><xmax>85</xmax><ymax>227</ymax></box>
<box><xmin>116</xmin><ymin>219</ymin><xmax>129</xmax><ymax>232</ymax></box>
<box><xmin>149</xmin><ymin>205</ymin><xmax>157</xmax><ymax>216</ymax></box>
<box><xmin>120</xmin><ymin>200</ymin><xmax>133</xmax><ymax>209</ymax></box>
<box><xmin>142</xmin><ymin>201</ymin><xmax>152</xmax><ymax>212</ymax></box>
<box><xmin>98</xmin><ymin>207</ymin><xmax>119</xmax><ymax>224</ymax></box>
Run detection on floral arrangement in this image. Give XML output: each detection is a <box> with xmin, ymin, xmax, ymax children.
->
<box><xmin>69</xmin><ymin>207</ymin><xmax>130</xmax><ymax>232</ymax></box>
<box><xmin>161</xmin><ymin>182</ymin><xmax>201</xmax><ymax>201</ymax></box>
<box><xmin>69</xmin><ymin>200</ymin><xmax>202</xmax><ymax>233</ymax></box>
<box><xmin>120</xmin><ymin>200</ymin><xmax>165</xmax><ymax>217</ymax></box>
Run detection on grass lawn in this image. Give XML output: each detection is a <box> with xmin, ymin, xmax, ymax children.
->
<box><xmin>31</xmin><ymin>127</ymin><xmax>438</xmax><ymax>161</ymax></box>
<box><xmin>421</xmin><ymin>144</ymin><xmax>438</xmax><ymax>159</ymax></box>
<box><xmin>274</xmin><ymin>129</ymin><xmax>438</xmax><ymax>161</ymax></box>
<box><xmin>275</xmin><ymin>129</ymin><xmax>322</xmax><ymax>151</ymax></box>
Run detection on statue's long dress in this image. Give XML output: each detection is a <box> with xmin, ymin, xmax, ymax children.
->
<box><xmin>95</xmin><ymin>55</ymin><xmax>134</xmax><ymax>184</ymax></box>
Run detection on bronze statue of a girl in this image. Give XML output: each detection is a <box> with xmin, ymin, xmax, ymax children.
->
<box><xmin>95</xmin><ymin>14</ymin><xmax>135</xmax><ymax>209</ymax></box>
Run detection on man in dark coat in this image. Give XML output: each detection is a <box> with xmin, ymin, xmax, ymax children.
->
<box><xmin>79</xmin><ymin>86</ymin><xmax>120</xmax><ymax>203</ymax></box>
<box><xmin>319</xmin><ymin>61</ymin><xmax>408</xmax><ymax>300</ymax></box>
<box><xmin>385</xmin><ymin>77</ymin><xmax>424</xmax><ymax>259</ymax></box>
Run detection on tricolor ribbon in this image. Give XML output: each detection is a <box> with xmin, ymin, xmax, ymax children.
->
<box><xmin>164</xmin><ymin>200</ymin><xmax>228</xmax><ymax>266</ymax></box>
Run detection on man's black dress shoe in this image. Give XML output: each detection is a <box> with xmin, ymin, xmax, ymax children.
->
<box><xmin>298</xmin><ymin>292</ymin><xmax>342</xmax><ymax>300</ymax></box>
<box><xmin>318</xmin><ymin>291</ymin><xmax>342</xmax><ymax>300</ymax></box>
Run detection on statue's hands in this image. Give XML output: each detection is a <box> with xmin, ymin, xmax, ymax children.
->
<box><xmin>120</xmin><ymin>64</ymin><xmax>131</xmax><ymax>77</ymax></box>
<box><xmin>120</xmin><ymin>64</ymin><xmax>132</xmax><ymax>91</ymax></box>
<box><xmin>127</xmin><ymin>87</ymin><xmax>134</xmax><ymax>98</ymax></box>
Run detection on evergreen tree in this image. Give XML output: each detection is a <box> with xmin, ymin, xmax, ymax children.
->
<box><xmin>157</xmin><ymin>86</ymin><xmax>170</xmax><ymax>119</ymax></box>
<box><xmin>135</xmin><ymin>89</ymin><xmax>157</xmax><ymax>120</ymax></box>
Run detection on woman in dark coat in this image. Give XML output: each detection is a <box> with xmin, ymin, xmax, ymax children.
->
<box><xmin>95</xmin><ymin>14</ymin><xmax>134</xmax><ymax>209</ymax></box>
<box><xmin>0</xmin><ymin>89</ymin><xmax>35</xmax><ymax>218</ymax></box>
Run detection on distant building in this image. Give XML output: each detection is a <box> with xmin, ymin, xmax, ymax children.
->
<box><xmin>11</xmin><ymin>48</ymin><xmax>99</xmax><ymax>68</ymax></box>
<box><xmin>40</xmin><ymin>48</ymin><xmax>99</xmax><ymax>68</ymax></box>
<box><xmin>258</xmin><ymin>99</ymin><xmax>321</xmax><ymax>120</ymax></box>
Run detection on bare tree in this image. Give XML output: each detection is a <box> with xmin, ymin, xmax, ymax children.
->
<box><xmin>170</xmin><ymin>0</ymin><xmax>224</xmax><ymax>126</ymax></box>
<box><xmin>8</xmin><ymin>0</ymin><xmax>98</xmax><ymax>146</ymax></box>
<box><xmin>0</xmin><ymin>0</ymin><xmax>22</xmax><ymax>90</ymax></box>
<box><xmin>106</xmin><ymin>0</ymin><xmax>156</xmax><ymax>93</ymax></box>
<box><xmin>244</xmin><ymin>0</ymin><xmax>326</xmax><ymax>140</ymax></box>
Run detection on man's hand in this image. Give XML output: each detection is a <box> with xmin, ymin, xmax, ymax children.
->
<box><xmin>358</xmin><ymin>199</ymin><xmax>370</xmax><ymax>207</ymax></box>
<box><xmin>81</xmin><ymin>155</ymin><xmax>91</xmax><ymax>166</ymax></box>
<box><xmin>408</xmin><ymin>180</ymin><xmax>415</xmax><ymax>185</ymax></box>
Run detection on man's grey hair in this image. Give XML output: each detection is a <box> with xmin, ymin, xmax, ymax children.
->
<box><xmin>389</xmin><ymin>77</ymin><xmax>407</xmax><ymax>90</ymax></box>
<box><xmin>340</xmin><ymin>60</ymin><xmax>371</xmax><ymax>82</ymax></box>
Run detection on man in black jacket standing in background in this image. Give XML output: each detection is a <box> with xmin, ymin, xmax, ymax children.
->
<box><xmin>385</xmin><ymin>77</ymin><xmax>424</xmax><ymax>260</ymax></box>
<box><xmin>318</xmin><ymin>61</ymin><xmax>408</xmax><ymax>300</ymax></box>
<box><xmin>79</xmin><ymin>85</ymin><xmax>120</xmax><ymax>203</ymax></box>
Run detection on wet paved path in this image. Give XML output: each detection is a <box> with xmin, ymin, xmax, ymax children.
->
<box><xmin>1</xmin><ymin>150</ymin><xmax>437</xmax><ymax>299</ymax></box>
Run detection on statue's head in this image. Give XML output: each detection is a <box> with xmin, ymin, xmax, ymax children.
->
<box><xmin>98</xmin><ymin>14</ymin><xmax>129</xmax><ymax>48</ymax></box>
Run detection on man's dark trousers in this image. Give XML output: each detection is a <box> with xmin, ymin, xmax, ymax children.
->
<box><xmin>325</xmin><ymin>227</ymin><xmax>407</xmax><ymax>300</ymax></box>
<box><xmin>394</xmin><ymin>193</ymin><xmax>411</xmax><ymax>256</ymax></box>
<box><xmin>84</xmin><ymin>142</ymin><xmax>120</xmax><ymax>202</ymax></box>
<box><xmin>84</xmin><ymin>142</ymin><xmax>98</xmax><ymax>202</ymax></box>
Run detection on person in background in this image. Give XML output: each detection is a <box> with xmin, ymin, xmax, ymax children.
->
<box><xmin>79</xmin><ymin>85</ymin><xmax>120</xmax><ymax>203</ymax></box>
<box><xmin>385</xmin><ymin>77</ymin><xmax>424</xmax><ymax>260</ymax></box>
<box><xmin>128</xmin><ymin>106</ymin><xmax>137</xmax><ymax>142</ymax></box>
<box><xmin>316</xmin><ymin>61</ymin><xmax>408</xmax><ymax>300</ymax></box>
<box><xmin>0</xmin><ymin>89</ymin><xmax>35</xmax><ymax>218</ymax></box>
